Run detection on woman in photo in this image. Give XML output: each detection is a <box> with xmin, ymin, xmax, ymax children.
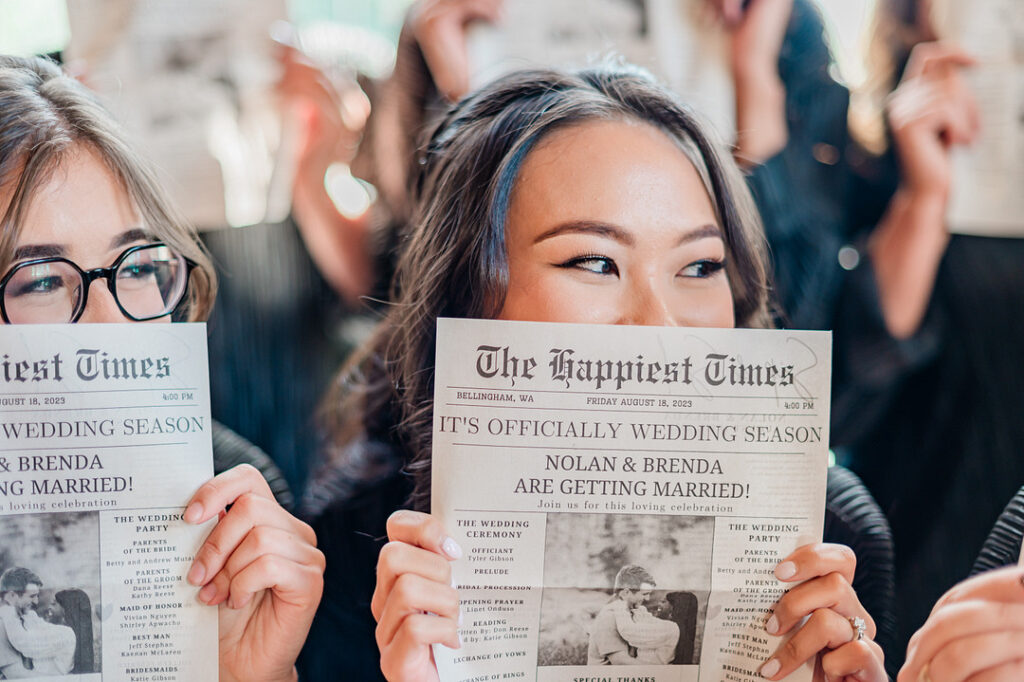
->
<box><xmin>302</xmin><ymin>64</ymin><xmax>893</xmax><ymax>681</ymax></box>
<box><xmin>0</xmin><ymin>54</ymin><xmax>324</xmax><ymax>682</ymax></box>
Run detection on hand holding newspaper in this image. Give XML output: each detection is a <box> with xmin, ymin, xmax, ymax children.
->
<box><xmin>0</xmin><ymin>323</ymin><xmax>217</xmax><ymax>680</ymax></box>
<box><xmin>431</xmin><ymin>318</ymin><xmax>832</xmax><ymax>682</ymax></box>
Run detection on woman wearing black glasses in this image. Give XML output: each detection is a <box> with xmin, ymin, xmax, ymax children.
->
<box><xmin>0</xmin><ymin>55</ymin><xmax>324</xmax><ymax>682</ymax></box>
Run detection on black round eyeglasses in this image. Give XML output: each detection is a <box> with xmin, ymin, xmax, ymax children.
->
<box><xmin>0</xmin><ymin>243</ymin><xmax>194</xmax><ymax>324</ymax></box>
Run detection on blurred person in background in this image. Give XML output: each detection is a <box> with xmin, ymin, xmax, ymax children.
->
<box><xmin>55</xmin><ymin>0</ymin><xmax>381</xmax><ymax>497</ymax></box>
<box><xmin>823</xmin><ymin>0</ymin><xmax>1024</xmax><ymax>664</ymax></box>
<box><xmin>668</xmin><ymin>0</ymin><xmax>1023</xmax><ymax>664</ymax></box>
<box><xmin>707</xmin><ymin>0</ymin><xmax>1024</xmax><ymax>665</ymax></box>
<box><xmin>200</xmin><ymin>40</ymin><xmax>375</xmax><ymax>498</ymax></box>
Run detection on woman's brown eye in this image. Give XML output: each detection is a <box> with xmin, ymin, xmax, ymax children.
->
<box><xmin>560</xmin><ymin>256</ymin><xmax>618</xmax><ymax>276</ymax></box>
<box><xmin>680</xmin><ymin>259</ymin><xmax>726</xmax><ymax>278</ymax></box>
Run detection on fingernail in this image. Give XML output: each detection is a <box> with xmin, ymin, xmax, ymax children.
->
<box><xmin>442</xmin><ymin>537</ymin><xmax>463</xmax><ymax>560</ymax></box>
<box><xmin>761</xmin><ymin>658</ymin><xmax>781</xmax><ymax>678</ymax></box>
<box><xmin>457</xmin><ymin>631</ymin><xmax>463</xmax><ymax>649</ymax></box>
<box><xmin>187</xmin><ymin>563</ymin><xmax>205</xmax><ymax>586</ymax></box>
<box><xmin>184</xmin><ymin>502</ymin><xmax>203</xmax><ymax>524</ymax></box>
<box><xmin>458</xmin><ymin>608</ymin><xmax>464</xmax><ymax>627</ymax></box>
<box><xmin>198</xmin><ymin>583</ymin><xmax>217</xmax><ymax>604</ymax></box>
<box><xmin>775</xmin><ymin>561</ymin><xmax>797</xmax><ymax>580</ymax></box>
<box><xmin>765</xmin><ymin>614</ymin><xmax>779</xmax><ymax>635</ymax></box>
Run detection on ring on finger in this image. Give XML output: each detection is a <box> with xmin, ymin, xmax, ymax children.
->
<box><xmin>848</xmin><ymin>616</ymin><xmax>866</xmax><ymax>642</ymax></box>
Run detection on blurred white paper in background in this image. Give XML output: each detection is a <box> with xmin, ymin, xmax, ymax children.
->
<box><xmin>466</xmin><ymin>0</ymin><xmax>736</xmax><ymax>137</ymax></box>
<box><xmin>65</xmin><ymin>0</ymin><xmax>287</xmax><ymax>229</ymax></box>
<box><xmin>934</xmin><ymin>0</ymin><xmax>1024</xmax><ymax>237</ymax></box>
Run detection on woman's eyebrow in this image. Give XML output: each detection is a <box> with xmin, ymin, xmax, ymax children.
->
<box><xmin>678</xmin><ymin>223</ymin><xmax>723</xmax><ymax>246</ymax></box>
<box><xmin>12</xmin><ymin>243</ymin><xmax>65</xmax><ymax>260</ymax></box>
<box><xmin>109</xmin><ymin>228</ymin><xmax>150</xmax><ymax>250</ymax></box>
<box><xmin>532</xmin><ymin>221</ymin><xmax>723</xmax><ymax>247</ymax></box>
<box><xmin>533</xmin><ymin>220</ymin><xmax>635</xmax><ymax>246</ymax></box>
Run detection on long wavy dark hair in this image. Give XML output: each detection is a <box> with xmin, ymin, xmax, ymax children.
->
<box><xmin>307</xmin><ymin>63</ymin><xmax>772</xmax><ymax>514</ymax></box>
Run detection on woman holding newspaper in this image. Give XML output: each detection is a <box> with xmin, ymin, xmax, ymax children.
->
<box><xmin>0</xmin><ymin>55</ymin><xmax>324</xmax><ymax>682</ymax></box>
<box><xmin>303</xmin><ymin>65</ymin><xmax>892</xmax><ymax>681</ymax></box>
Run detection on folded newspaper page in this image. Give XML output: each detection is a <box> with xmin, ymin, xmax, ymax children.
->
<box><xmin>432</xmin><ymin>319</ymin><xmax>831</xmax><ymax>682</ymax></box>
<box><xmin>466</xmin><ymin>0</ymin><xmax>735</xmax><ymax>137</ymax></box>
<box><xmin>64</xmin><ymin>0</ymin><xmax>288</xmax><ymax>229</ymax></box>
<box><xmin>0</xmin><ymin>323</ymin><xmax>217</xmax><ymax>680</ymax></box>
<box><xmin>934</xmin><ymin>0</ymin><xmax>1024</xmax><ymax>237</ymax></box>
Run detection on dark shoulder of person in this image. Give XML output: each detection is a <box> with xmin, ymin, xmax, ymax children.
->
<box><xmin>824</xmin><ymin>465</ymin><xmax>896</xmax><ymax>675</ymax></box>
<box><xmin>972</xmin><ymin>486</ymin><xmax>1024</xmax><ymax>576</ymax></box>
<box><xmin>297</xmin><ymin>471</ymin><xmax>413</xmax><ymax>682</ymax></box>
<box><xmin>211</xmin><ymin>421</ymin><xmax>293</xmax><ymax>510</ymax></box>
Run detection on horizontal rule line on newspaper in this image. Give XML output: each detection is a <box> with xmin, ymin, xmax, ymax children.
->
<box><xmin>1</xmin><ymin>441</ymin><xmax>186</xmax><ymax>453</ymax></box>
<box><xmin>448</xmin><ymin>385</ymin><xmax>818</xmax><ymax>400</ymax></box>
<box><xmin>454</xmin><ymin>508</ymin><xmax>810</xmax><ymax>522</ymax></box>
<box><xmin>0</xmin><ymin>386</ymin><xmax>199</xmax><ymax>398</ymax></box>
<box><xmin>3</xmin><ymin>404</ymin><xmax>198</xmax><ymax>413</ymax></box>
<box><xmin>452</xmin><ymin>443</ymin><xmax>804</xmax><ymax>456</ymax></box>
<box><xmin>448</xmin><ymin>403</ymin><xmax>816</xmax><ymax>418</ymax></box>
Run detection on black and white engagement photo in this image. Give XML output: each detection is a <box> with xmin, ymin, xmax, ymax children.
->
<box><xmin>0</xmin><ymin>512</ymin><xmax>101</xmax><ymax>677</ymax></box>
<box><xmin>538</xmin><ymin>513</ymin><xmax>713</xmax><ymax>667</ymax></box>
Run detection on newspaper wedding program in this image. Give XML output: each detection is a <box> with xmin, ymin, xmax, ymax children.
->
<box><xmin>432</xmin><ymin>319</ymin><xmax>832</xmax><ymax>682</ymax></box>
<box><xmin>0</xmin><ymin>323</ymin><xmax>217</xmax><ymax>680</ymax></box>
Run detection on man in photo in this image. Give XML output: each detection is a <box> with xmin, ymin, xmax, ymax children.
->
<box><xmin>0</xmin><ymin>567</ymin><xmax>76</xmax><ymax>677</ymax></box>
<box><xmin>587</xmin><ymin>565</ymin><xmax>680</xmax><ymax>665</ymax></box>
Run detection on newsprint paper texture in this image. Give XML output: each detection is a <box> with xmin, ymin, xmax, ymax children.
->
<box><xmin>432</xmin><ymin>319</ymin><xmax>832</xmax><ymax>682</ymax></box>
<box><xmin>0</xmin><ymin>323</ymin><xmax>217</xmax><ymax>681</ymax></box>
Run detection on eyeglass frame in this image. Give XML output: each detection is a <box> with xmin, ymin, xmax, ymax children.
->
<box><xmin>0</xmin><ymin>242</ymin><xmax>195</xmax><ymax>324</ymax></box>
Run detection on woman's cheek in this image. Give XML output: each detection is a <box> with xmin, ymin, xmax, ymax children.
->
<box><xmin>682</xmin><ymin>282</ymin><xmax>735</xmax><ymax>329</ymax></box>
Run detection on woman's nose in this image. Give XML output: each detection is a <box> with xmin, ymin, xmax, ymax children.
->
<box><xmin>624</xmin><ymin>276</ymin><xmax>678</xmax><ymax>327</ymax></box>
<box><xmin>79</xmin><ymin>279</ymin><xmax>131</xmax><ymax>323</ymax></box>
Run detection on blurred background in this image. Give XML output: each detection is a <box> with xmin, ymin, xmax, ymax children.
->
<box><xmin>0</xmin><ymin>0</ymin><xmax>876</xmax><ymax>92</ymax></box>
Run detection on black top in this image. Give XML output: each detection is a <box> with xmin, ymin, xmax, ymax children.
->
<box><xmin>972</xmin><ymin>486</ymin><xmax>1024</xmax><ymax>576</ymax></box>
<box><xmin>296</xmin><ymin>465</ymin><xmax>896</xmax><ymax>681</ymax></box>
<box><xmin>202</xmin><ymin>221</ymin><xmax>360</xmax><ymax>496</ymax></box>
<box><xmin>211</xmin><ymin>420</ymin><xmax>293</xmax><ymax>510</ymax></box>
<box><xmin>834</xmin><ymin>236</ymin><xmax>1024</xmax><ymax>656</ymax></box>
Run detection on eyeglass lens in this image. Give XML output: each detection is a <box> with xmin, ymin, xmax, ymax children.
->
<box><xmin>3</xmin><ymin>245</ymin><xmax>187</xmax><ymax>323</ymax></box>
